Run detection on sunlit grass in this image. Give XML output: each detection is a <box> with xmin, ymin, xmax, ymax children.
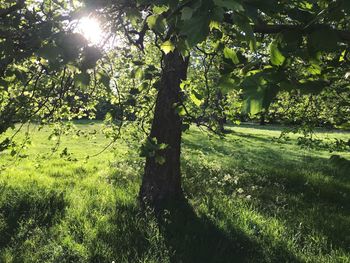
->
<box><xmin>0</xmin><ymin>122</ymin><xmax>349</xmax><ymax>262</ymax></box>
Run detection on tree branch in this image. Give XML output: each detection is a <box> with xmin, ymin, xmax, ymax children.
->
<box><xmin>253</xmin><ymin>24</ymin><xmax>350</xmax><ymax>43</ymax></box>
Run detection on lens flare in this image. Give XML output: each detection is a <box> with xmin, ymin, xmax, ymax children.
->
<box><xmin>76</xmin><ymin>17</ymin><xmax>103</xmax><ymax>45</ymax></box>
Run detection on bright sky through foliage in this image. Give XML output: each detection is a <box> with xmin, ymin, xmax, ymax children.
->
<box><xmin>76</xmin><ymin>17</ymin><xmax>103</xmax><ymax>45</ymax></box>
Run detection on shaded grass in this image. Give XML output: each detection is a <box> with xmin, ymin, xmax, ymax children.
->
<box><xmin>182</xmin><ymin>125</ymin><xmax>350</xmax><ymax>262</ymax></box>
<box><xmin>0</xmin><ymin>122</ymin><xmax>349</xmax><ymax>262</ymax></box>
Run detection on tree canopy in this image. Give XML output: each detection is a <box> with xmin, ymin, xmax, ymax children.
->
<box><xmin>1</xmin><ymin>0</ymin><xmax>349</xmax><ymax>206</ymax></box>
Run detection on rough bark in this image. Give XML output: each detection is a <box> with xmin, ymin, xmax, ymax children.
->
<box><xmin>139</xmin><ymin>50</ymin><xmax>189</xmax><ymax>208</ymax></box>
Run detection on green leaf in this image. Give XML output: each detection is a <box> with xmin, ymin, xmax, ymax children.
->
<box><xmin>146</xmin><ymin>15</ymin><xmax>158</xmax><ymax>29</ymax></box>
<box><xmin>262</xmin><ymin>85</ymin><xmax>279</xmax><ymax>109</ymax></box>
<box><xmin>98</xmin><ymin>73</ymin><xmax>110</xmax><ymax>89</ymax></box>
<box><xmin>298</xmin><ymin>80</ymin><xmax>328</xmax><ymax>94</ymax></box>
<box><xmin>223</xmin><ymin>47</ymin><xmax>239</xmax><ymax>64</ymax></box>
<box><xmin>0</xmin><ymin>79</ymin><xmax>8</xmax><ymax>89</ymax></box>
<box><xmin>57</xmin><ymin>33</ymin><xmax>87</xmax><ymax>62</ymax></box>
<box><xmin>240</xmin><ymin>74</ymin><xmax>267</xmax><ymax>115</ymax></box>
<box><xmin>244</xmin><ymin>98</ymin><xmax>263</xmax><ymax>116</ymax></box>
<box><xmin>236</xmin><ymin>18</ymin><xmax>256</xmax><ymax>51</ymax></box>
<box><xmin>81</xmin><ymin>46</ymin><xmax>102</xmax><ymax>70</ymax></box>
<box><xmin>175</xmin><ymin>105</ymin><xmax>186</xmax><ymax>117</ymax></box>
<box><xmin>218</xmin><ymin>75</ymin><xmax>238</xmax><ymax>93</ymax></box>
<box><xmin>155</xmin><ymin>155</ymin><xmax>166</xmax><ymax>165</ymax></box>
<box><xmin>182</xmin><ymin>123</ymin><xmax>190</xmax><ymax>131</ymax></box>
<box><xmin>190</xmin><ymin>91</ymin><xmax>203</xmax><ymax>106</ymax></box>
<box><xmin>307</xmin><ymin>64</ymin><xmax>322</xmax><ymax>75</ymax></box>
<box><xmin>161</xmin><ymin>40</ymin><xmax>175</xmax><ymax>54</ymax></box>
<box><xmin>74</xmin><ymin>72</ymin><xmax>90</xmax><ymax>87</ymax></box>
<box><xmin>213</xmin><ymin>0</ymin><xmax>244</xmax><ymax>11</ymax></box>
<box><xmin>308</xmin><ymin>28</ymin><xmax>340</xmax><ymax>52</ymax></box>
<box><xmin>339</xmin><ymin>50</ymin><xmax>346</xmax><ymax>62</ymax></box>
<box><xmin>280</xmin><ymin>30</ymin><xmax>302</xmax><ymax>53</ymax></box>
<box><xmin>37</xmin><ymin>44</ymin><xmax>61</xmax><ymax>61</ymax></box>
<box><xmin>209</xmin><ymin>20</ymin><xmax>221</xmax><ymax>31</ymax></box>
<box><xmin>270</xmin><ymin>41</ymin><xmax>286</xmax><ymax>66</ymax></box>
<box><xmin>126</xmin><ymin>8</ymin><xmax>142</xmax><ymax>26</ymax></box>
<box><xmin>146</xmin><ymin>14</ymin><xmax>166</xmax><ymax>33</ymax></box>
<box><xmin>212</xmin><ymin>7</ymin><xmax>225</xmax><ymax>22</ymax></box>
<box><xmin>140</xmin><ymin>137</ymin><xmax>167</xmax><ymax>162</ymax></box>
<box><xmin>135</xmin><ymin>68</ymin><xmax>144</xmax><ymax>80</ymax></box>
<box><xmin>279</xmin><ymin>81</ymin><xmax>294</xmax><ymax>91</ymax></box>
<box><xmin>181</xmin><ymin>7</ymin><xmax>193</xmax><ymax>20</ymax></box>
<box><xmin>177</xmin><ymin>39</ymin><xmax>190</xmax><ymax>57</ymax></box>
<box><xmin>153</xmin><ymin>5</ymin><xmax>169</xmax><ymax>14</ymax></box>
<box><xmin>181</xmin><ymin>15</ymin><xmax>210</xmax><ymax>47</ymax></box>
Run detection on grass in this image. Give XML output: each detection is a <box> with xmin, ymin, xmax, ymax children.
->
<box><xmin>0</xmin><ymin>121</ymin><xmax>349</xmax><ymax>263</ymax></box>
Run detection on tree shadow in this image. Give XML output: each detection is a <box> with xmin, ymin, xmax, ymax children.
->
<box><xmin>0</xmin><ymin>188</ymin><xmax>66</xmax><ymax>248</ymax></box>
<box><xmin>183</xmin><ymin>131</ymin><xmax>295</xmax><ymax>158</ymax></box>
<box><xmin>158</xmin><ymin>199</ymin><xmax>301</xmax><ymax>263</ymax></box>
<box><xmin>248</xmin><ymin>149</ymin><xmax>350</xmax><ymax>252</ymax></box>
<box><xmin>89</xmin><ymin>202</ymin><xmax>151</xmax><ymax>263</ymax></box>
<box><xmin>182</xmin><ymin>134</ymin><xmax>350</xmax><ymax>255</ymax></box>
<box><xmin>228</xmin><ymin>123</ymin><xmax>290</xmax><ymax>133</ymax></box>
<box><xmin>90</xmin><ymin>197</ymin><xmax>302</xmax><ymax>263</ymax></box>
<box><xmin>230</xmin><ymin>123</ymin><xmax>348</xmax><ymax>136</ymax></box>
<box><xmin>230</xmin><ymin>131</ymin><xmax>284</xmax><ymax>143</ymax></box>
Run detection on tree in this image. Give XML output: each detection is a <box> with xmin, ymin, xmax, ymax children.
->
<box><xmin>1</xmin><ymin>0</ymin><xmax>350</xmax><ymax>208</ymax></box>
<box><xmin>140</xmin><ymin>50</ymin><xmax>189</xmax><ymax>206</ymax></box>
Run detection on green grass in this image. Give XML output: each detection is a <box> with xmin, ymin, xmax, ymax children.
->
<box><xmin>0</xmin><ymin>122</ymin><xmax>349</xmax><ymax>263</ymax></box>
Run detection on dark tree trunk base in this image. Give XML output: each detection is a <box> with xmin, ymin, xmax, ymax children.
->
<box><xmin>259</xmin><ymin>112</ymin><xmax>266</xmax><ymax>126</ymax></box>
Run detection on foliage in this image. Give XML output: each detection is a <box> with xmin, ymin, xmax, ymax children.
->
<box><xmin>1</xmin><ymin>0</ymin><xmax>350</xmax><ymax>139</ymax></box>
<box><xmin>223</xmin><ymin>84</ymin><xmax>350</xmax><ymax>131</ymax></box>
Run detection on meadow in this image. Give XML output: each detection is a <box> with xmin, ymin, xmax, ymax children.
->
<box><xmin>0</xmin><ymin>122</ymin><xmax>349</xmax><ymax>263</ymax></box>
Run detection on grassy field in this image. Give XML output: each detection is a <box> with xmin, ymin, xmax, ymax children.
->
<box><xmin>0</xmin><ymin>122</ymin><xmax>349</xmax><ymax>263</ymax></box>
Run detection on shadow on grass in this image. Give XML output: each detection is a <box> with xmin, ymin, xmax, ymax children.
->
<box><xmin>90</xmin><ymin>202</ymin><xmax>151</xmax><ymax>263</ymax></box>
<box><xmin>92</xmin><ymin>198</ymin><xmax>301</xmax><ymax>263</ymax></box>
<box><xmin>249</xmin><ymin>149</ymin><xmax>350</xmax><ymax>252</ymax></box>
<box><xmin>183</xmin><ymin>132</ymin><xmax>294</xmax><ymax>158</ymax></box>
<box><xmin>230</xmin><ymin>131</ymin><xmax>283</xmax><ymax>144</ymax></box>
<box><xmin>183</xmin><ymin>135</ymin><xmax>350</xmax><ymax>255</ymax></box>
<box><xmin>0</xmin><ymin>187</ymin><xmax>66</xmax><ymax>248</ymax></box>
<box><xmin>159</xmin><ymin>199</ymin><xmax>302</xmax><ymax>263</ymax></box>
<box><xmin>230</xmin><ymin>123</ymin><xmax>290</xmax><ymax>132</ymax></box>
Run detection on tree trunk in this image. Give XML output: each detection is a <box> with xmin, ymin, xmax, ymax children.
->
<box><xmin>139</xmin><ymin>50</ymin><xmax>189</xmax><ymax>208</ymax></box>
<box><xmin>215</xmin><ymin>90</ymin><xmax>226</xmax><ymax>133</ymax></box>
<box><xmin>259</xmin><ymin>111</ymin><xmax>266</xmax><ymax>126</ymax></box>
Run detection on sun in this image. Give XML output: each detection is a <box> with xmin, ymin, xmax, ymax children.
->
<box><xmin>76</xmin><ymin>17</ymin><xmax>103</xmax><ymax>45</ymax></box>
